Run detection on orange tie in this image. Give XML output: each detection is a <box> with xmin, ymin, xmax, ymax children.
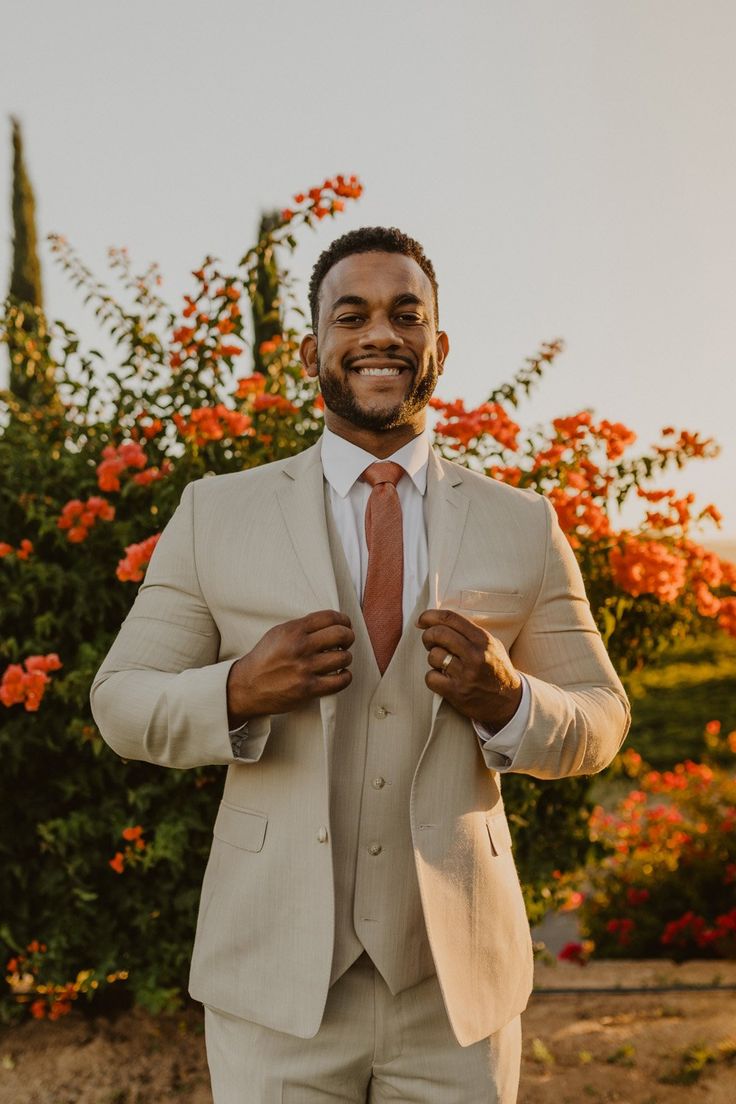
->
<box><xmin>360</xmin><ymin>461</ymin><xmax>405</xmax><ymax>674</ymax></box>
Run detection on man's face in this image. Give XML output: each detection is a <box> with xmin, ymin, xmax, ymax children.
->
<box><xmin>301</xmin><ymin>251</ymin><xmax>449</xmax><ymax>433</ymax></box>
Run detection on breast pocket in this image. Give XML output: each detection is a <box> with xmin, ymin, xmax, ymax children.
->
<box><xmin>460</xmin><ymin>589</ymin><xmax>523</xmax><ymax>614</ymax></box>
<box><xmin>456</xmin><ymin>589</ymin><xmax>524</xmax><ymax>646</ymax></box>
<box><xmin>485</xmin><ymin>811</ymin><xmax>514</xmax><ymax>857</ymax></box>
<box><xmin>213</xmin><ymin>801</ymin><xmax>268</xmax><ymax>853</ymax></box>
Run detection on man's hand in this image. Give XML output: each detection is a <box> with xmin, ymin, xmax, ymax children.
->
<box><xmin>227</xmin><ymin>610</ymin><xmax>354</xmax><ymax>727</ymax></box>
<box><xmin>416</xmin><ymin>608</ymin><xmax>522</xmax><ymax>732</ymax></box>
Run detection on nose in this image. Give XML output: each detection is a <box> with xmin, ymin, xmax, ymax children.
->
<box><xmin>359</xmin><ymin>316</ymin><xmax>402</xmax><ymax>349</ymax></box>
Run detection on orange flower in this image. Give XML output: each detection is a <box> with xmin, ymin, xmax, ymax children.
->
<box><xmin>235</xmin><ymin>372</ymin><xmax>267</xmax><ymax>398</ymax></box>
<box><xmin>109</xmin><ymin>851</ymin><xmax>125</xmax><ymax>874</ymax></box>
<box><xmin>132</xmin><ymin>461</ymin><xmax>172</xmax><ymax>487</ymax></box>
<box><xmin>174</xmin><ymin>405</ymin><xmax>253</xmax><ymax>447</ymax></box>
<box><xmin>96</xmin><ymin>441</ymin><xmax>147</xmax><ymax>492</ymax></box>
<box><xmin>593</xmin><ymin>419</ymin><xmax>637</xmax><ymax>460</ymax></box>
<box><xmin>0</xmin><ymin>654</ymin><xmax>62</xmax><ymax>712</ymax></box>
<box><xmin>0</xmin><ymin>538</ymin><xmax>34</xmax><ymax>560</ymax></box>
<box><xmin>116</xmin><ymin>533</ymin><xmax>161</xmax><ymax>583</ymax></box>
<box><xmin>433</xmin><ymin>398</ymin><xmax>520</xmax><ymax>450</ymax></box>
<box><xmin>30</xmin><ymin>999</ymin><xmax>46</xmax><ymax>1019</ymax></box>
<box><xmin>609</xmin><ymin>538</ymin><xmax>687</xmax><ymax>603</ymax></box>
<box><xmin>252</xmin><ymin>394</ymin><xmax>298</xmax><ymax>415</ymax></box>
<box><xmin>121</xmin><ymin>825</ymin><xmax>144</xmax><ymax>841</ymax></box>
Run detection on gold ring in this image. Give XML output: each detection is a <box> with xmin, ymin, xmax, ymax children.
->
<box><xmin>441</xmin><ymin>652</ymin><xmax>454</xmax><ymax>671</ymax></box>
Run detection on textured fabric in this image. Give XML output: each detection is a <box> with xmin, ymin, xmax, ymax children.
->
<box><xmin>324</xmin><ymin>495</ymin><xmax>435</xmax><ymax>992</ymax></box>
<box><xmin>90</xmin><ymin>437</ymin><xmax>631</xmax><ymax>1046</ymax></box>
<box><xmin>359</xmin><ymin>461</ymin><xmax>405</xmax><ymax>674</ymax></box>
<box><xmin>205</xmin><ymin>952</ymin><xmax>521</xmax><ymax>1103</ymax></box>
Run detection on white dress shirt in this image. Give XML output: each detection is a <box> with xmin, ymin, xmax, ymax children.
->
<box><xmin>230</xmin><ymin>426</ymin><xmax>530</xmax><ymax>759</ymax></box>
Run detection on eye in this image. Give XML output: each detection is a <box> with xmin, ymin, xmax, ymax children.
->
<box><xmin>335</xmin><ymin>314</ymin><xmax>364</xmax><ymax>325</ymax></box>
<box><xmin>396</xmin><ymin>313</ymin><xmax>422</xmax><ymax>323</ymax></box>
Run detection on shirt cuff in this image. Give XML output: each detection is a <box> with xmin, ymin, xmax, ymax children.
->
<box><xmin>472</xmin><ymin>675</ymin><xmax>531</xmax><ymax>768</ymax></box>
<box><xmin>228</xmin><ymin>716</ymin><xmax>272</xmax><ymax>763</ymax></box>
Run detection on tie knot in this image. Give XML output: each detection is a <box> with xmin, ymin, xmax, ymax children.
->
<box><xmin>360</xmin><ymin>461</ymin><xmax>405</xmax><ymax>489</ymax></box>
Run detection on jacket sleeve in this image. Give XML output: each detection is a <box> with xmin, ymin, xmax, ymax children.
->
<box><xmin>479</xmin><ymin>493</ymin><xmax>631</xmax><ymax>779</ymax></box>
<box><xmin>90</xmin><ymin>481</ymin><xmax>271</xmax><ymax>769</ymax></box>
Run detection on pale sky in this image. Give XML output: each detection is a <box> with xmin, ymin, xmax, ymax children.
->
<box><xmin>1</xmin><ymin>0</ymin><xmax>734</xmax><ymax>542</ymax></box>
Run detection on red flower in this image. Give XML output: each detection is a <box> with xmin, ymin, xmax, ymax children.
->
<box><xmin>558</xmin><ymin>941</ymin><xmax>590</xmax><ymax>966</ymax></box>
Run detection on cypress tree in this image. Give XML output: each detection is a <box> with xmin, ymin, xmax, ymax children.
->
<box><xmin>250</xmin><ymin>211</ymin><xmax>284</xmax><ymax>376</ymax></box>
<box><xmin>6</xmin><ymin>115</ymin><xmax>57</xmax><ymax>406</ymax></box>
<box><xmin>9</xmin><ymin>115</ymin><xmax>44</xmax><ymax>309</ymax></box>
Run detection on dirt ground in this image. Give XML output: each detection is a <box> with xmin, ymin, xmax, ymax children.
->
<box><xmin>0</xmin><ymin>962</ymin><xmax>734</xmax><ymax>1103</ymax></box>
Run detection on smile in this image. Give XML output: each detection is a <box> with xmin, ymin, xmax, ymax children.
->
<box><xmin>353</xmin><ymin>366</ymin><xmax>403</xmax><ymax>377</ymax></box>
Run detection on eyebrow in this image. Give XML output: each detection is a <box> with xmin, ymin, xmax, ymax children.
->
<box><xmin>329</xmin><ymin>292</ymin><xmax>425</xmax><ymax>314</ymax></box>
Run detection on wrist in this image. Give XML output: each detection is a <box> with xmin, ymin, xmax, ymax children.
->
<box><xmin>226</xmin><ymin>656</ymin><xmax>259</xmax><ymax>727</ymax></box>
<box><xmin>479</xmin><ymin>679</ymin><xmax>523</xmax><ymax>733</ymax></box>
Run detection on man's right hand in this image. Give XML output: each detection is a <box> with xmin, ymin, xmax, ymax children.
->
<box><xmin>226</xmin><ymin>609</ymin><xmax>354</xmax><ymax>727</ymax></box>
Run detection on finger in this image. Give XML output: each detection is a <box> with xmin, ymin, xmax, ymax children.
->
<box><xmin>416</xmin><ymin>608</ymin><xmax>484</xmax><ymax>645</ymax></box>
<box><xmin>311</xmin><ymin>648</ymin><xmax>354</xmax><ymax>675</ymax></box>
<box><xmin>302</xmin><ymin>609</ymin><xmax>352</xmax><ymax>633</ymax></box>
<box><xmin>425</xmin><ymin>668</ymin><xmax>453</xmax><ymax>696</ymax></box>
<box><xmin>307</xmin><ymin>624</ymin><xmax>356</xmax><ymax>653</ymax></box>
<box><xmin>427</xmin><ymin>646</ymin><xmax>458</xmax><ymax>674</ymax></box>
<box><xmin>420</xmin><ymin>623</ymin><xmax>475</xmax><ymax>660</ymax></box>
<box><xmin>311</xmin><ymin>669</ymin><xmax>353</xmax><ymax>696</ymax></box>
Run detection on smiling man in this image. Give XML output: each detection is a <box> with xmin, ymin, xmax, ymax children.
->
<box><xmin>91</xmin><ymin>226</ymin><xmax>630</xmax><ymax>1103</ymax></box>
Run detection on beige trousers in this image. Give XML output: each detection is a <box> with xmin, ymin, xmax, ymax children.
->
<box><xmin>204</xmin><ymin>951</ymin><xmax>521</xmax><ymax>1103</ymax></box>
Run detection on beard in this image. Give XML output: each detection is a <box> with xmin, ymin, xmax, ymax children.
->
<box><xmin>316</xmin><ymin>354</ymin><xmax>440</xmax><ymax>431</ymax></box>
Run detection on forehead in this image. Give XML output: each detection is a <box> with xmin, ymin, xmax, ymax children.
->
<box><xmin>321</xmin><ymin>251</ymin><xmax>433</xmax><ymax>310</ymax></box>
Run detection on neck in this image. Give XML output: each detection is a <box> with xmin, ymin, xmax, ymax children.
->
<box><xmin>324</xmin><ymin>412</ymin><xmax>426</xmax><ymax>459</ymax></box>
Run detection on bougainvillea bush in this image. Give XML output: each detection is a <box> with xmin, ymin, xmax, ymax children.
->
<box><xmin>558</xmin><ymin>725</ymin><xmax>736</xmax><ymax>963</ymax></box>
<box><xmin>1</xmin><ymin>174</ymin><xmax>735</xmax><ymax>1021</ymax></box>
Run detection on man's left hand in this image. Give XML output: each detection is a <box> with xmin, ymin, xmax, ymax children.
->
<box><xmin>416</xmin><ymin>608</ymin><xmax>523</xmax><ymax>732</ymax></box>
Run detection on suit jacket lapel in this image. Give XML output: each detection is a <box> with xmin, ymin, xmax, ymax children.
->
<box><xmin>276</xmin><ymin>439</ymin><xmax>339</xmax><ymax>768</ymax></box>
<box><xmin>425</xmin><ymin>447</ymin><xmax>470</xmax><ymax>728</ymax></box>
<box><xmin>276</xmin><ymin>440</ymin><xmax>340</xmax><ymax>611</ymax></box>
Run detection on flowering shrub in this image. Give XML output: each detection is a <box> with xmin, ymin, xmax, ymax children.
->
<box><xmin>1</xmin><ymin>171</ymin><xmax>734</xmax><ymax>1019</ymax></box>
<box><xmin>566</xmin><ymin>726</ymin><xmax>736</xmax><ymax>960</ymax></box>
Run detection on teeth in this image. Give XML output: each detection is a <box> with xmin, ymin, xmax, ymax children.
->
<box><xmin>357</xmin><ymin>367</ymin><xmax>401</xmax><ymax>376</ymax></box>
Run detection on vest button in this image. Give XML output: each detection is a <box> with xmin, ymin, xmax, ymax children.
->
<box><xmin>316</xmin><ymin>826</ymin><xmax>328</xmax><ymax>843</ymax></box>
<box><xmin>372</xmin><ymin>777</ymin><xmax>386</xmax><ymax>789</ymax></box>
<box><xmin>374</xmin><ymin>706</ymin><xmax>388</xmax><ymax>719</ymax></box>
<box><xmin>368</xmin><ymin>843</ymin><xmax>382</xmax><ymax>856</ymax></box>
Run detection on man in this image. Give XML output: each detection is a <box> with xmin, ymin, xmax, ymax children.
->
<box><xmin>91</xmin><ymin>227</ymin><xmax>630</xmax><ymax>1103</ymax></box>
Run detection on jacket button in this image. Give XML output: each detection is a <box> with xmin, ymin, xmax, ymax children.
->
<box><xmin>368</xmin><ymin>843</ymin><xmax>382</xmax><ymax>856</ymax></box>
<box><xmin>317</xmin><ymin>826</ymin><xmax>328</xmax><ymax>843</ymax></box>
<box><xmin>372</xmin><ymin>777</ymin><xmax>386</xmax><ymax>789</ymax></box>
<box><xmin>374</xmin><ymin>706</ymin><xmax>388</xmax><ymax>719</ymax></box>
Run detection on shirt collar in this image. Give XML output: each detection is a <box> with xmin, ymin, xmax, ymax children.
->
<box><xmin>321</xmin><ymin>425</ymin><xmax>430</xmax><ymax>499</ymax></box>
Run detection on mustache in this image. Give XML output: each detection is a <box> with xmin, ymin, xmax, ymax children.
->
<box><xmin>344</xmin><ymin>353</ymin><xmax>415</xmax><ymax>370</ymax></box>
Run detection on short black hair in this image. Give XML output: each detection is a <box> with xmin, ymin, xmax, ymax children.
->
<box><xmin>308</xmin><ymin>226</ymin><xmax>439</xmax><ymax>334</ymax></box>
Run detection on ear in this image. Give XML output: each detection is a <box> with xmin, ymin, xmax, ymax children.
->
<box><xmin>435</xmin><ymin>330</ymin><xmax>450</xmax><ymax>375</ymax></box>
<box><xmin>300</xmin><ymin>333</ymin><xmax>318</xmax><ymax>379</ymax></box>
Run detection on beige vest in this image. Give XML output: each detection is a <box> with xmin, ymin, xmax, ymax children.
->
<box><xmin>324</xmin><ymin>492</ymin><xmax>436</xmax><ymax>994</ymax></box>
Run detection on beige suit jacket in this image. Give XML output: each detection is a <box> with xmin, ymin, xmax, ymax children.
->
<box><xmin>90</xmin><ymin>439</ymin><xmax>630</xmax><ymax>1045</ymax></box>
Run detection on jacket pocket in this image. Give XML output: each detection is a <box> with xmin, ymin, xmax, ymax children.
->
<box><xmin>213</xmin><ymin>801</ymin><xmax>268</xmax><ymax>853</ymax></box>
<box><xmin>485</xmin><ymin>811</ymin><xmax>513</xmax><ymax>857</ymax></box>
<box><xmin>460</xmin><ymin>589</ymin><xmax>523</xmax><ymax>613</ymax></box>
